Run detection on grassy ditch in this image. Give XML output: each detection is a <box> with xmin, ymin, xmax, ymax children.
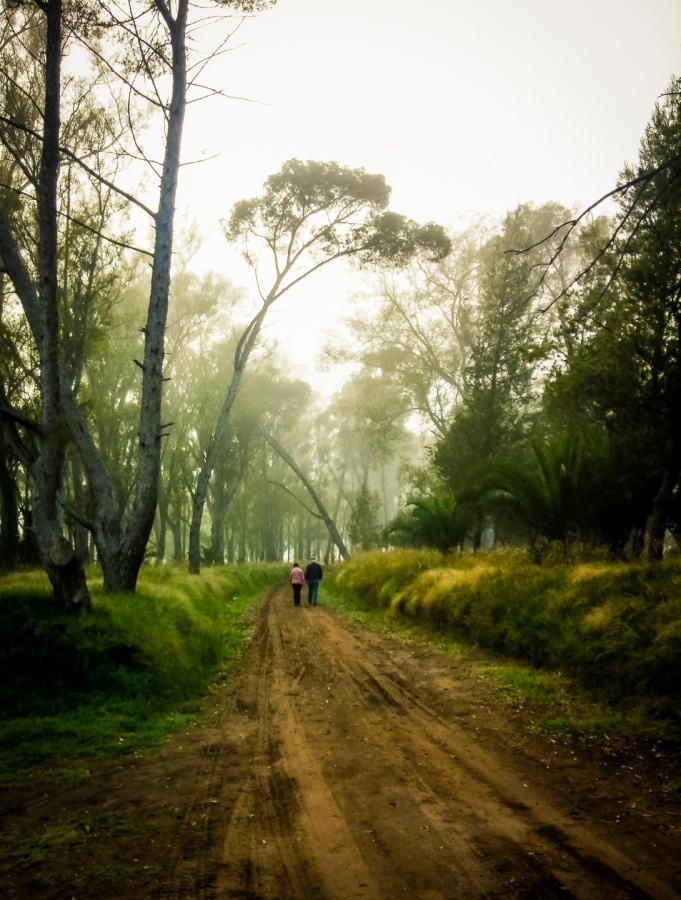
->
<box><xmin>0</xmin><ymin>563</ymin><xmax>286</xmax><ymax>785</ymax></box>
<box><xmin>326</xmin><ymin>549</ymin><xmax>681</xmax><ymax>734</ymax></box>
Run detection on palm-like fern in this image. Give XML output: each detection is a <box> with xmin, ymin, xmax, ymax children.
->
<box><xmin>388</xmin><ymin>494</ymin><xmax>470</xmax><ymax>552</ymax></box>
<box><xmin>483</xmin><ymin>429</ymin><xmax>620</xmax><ymax>546</ymax></box>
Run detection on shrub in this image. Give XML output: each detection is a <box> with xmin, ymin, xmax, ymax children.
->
<box><xmin>331</xmin><ymin>549</ymin><xmax>442</xmax><ymax>609</ymax></box>
<box><xmin>327</xmin><ymin>550</ymin><xmax>681</xmax><ymax>714</ymax></box>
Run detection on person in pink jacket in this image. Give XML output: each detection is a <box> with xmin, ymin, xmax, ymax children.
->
<box><xmin>289</xmin><ymin>562</ymin><xmax>306</xmax><ymax>606</ymax></box>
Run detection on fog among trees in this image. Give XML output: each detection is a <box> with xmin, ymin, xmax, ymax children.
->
<box><xmin>2</xmin><ymin>2</ymin><xmax>681</xmax><ymax>610</ymax></box>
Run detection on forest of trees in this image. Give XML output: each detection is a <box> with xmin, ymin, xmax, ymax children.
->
<box><xmin>1</xmin><ymin>2</ymin><xmax>681</xmax><ymax>611</ymax></box>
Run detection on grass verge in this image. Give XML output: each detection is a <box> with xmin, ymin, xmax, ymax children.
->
<box><xmin>0</xmin><ymin>563</ymin><xmax>286</xmax><ymax>786</ymax></box>
<box><xmin>324</xmin><ymin>549</ymin><xmax>681</xmax><ymax>741</ymax></box>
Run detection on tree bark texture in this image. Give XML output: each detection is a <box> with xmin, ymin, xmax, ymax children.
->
<box><xmin>30</xmin><ymin>0</ymin><xmax>90</xmax><ymax>611</ymax></box>
<box><xmin>107</xmin><ymin>0</ymin><xmax>189</xmax><ymax>590</ymax></box>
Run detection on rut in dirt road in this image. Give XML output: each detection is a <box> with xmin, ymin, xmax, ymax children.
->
<box><xmin>168</xmin><ymin>587</ymin><xmax>681</xmax><ymax>900</ymax></box>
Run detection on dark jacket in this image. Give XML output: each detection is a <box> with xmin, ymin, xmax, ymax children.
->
<box><xmin>305</xmin><ymin>561</ymin><xmax>323</xmax><ymax>581</ymax></box>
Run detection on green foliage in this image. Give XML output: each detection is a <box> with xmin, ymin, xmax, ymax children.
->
<box><xmin>542</xmin><ymin>77</ymin><xmax>681</xmax><ymax>554</ymax></box>
<box><xmin>331</xmin><ymin>548</ymin><xmax>445</xmax><ymax>609</ymax></box>
<box><xmin>0</xmin><ymin>564</ymin><xmax>285</xmax><ymax>782</ymax></box>
<box><xmin>387</xmin><ymin>493</ymin><xmax>470</xmax><ymax>552</ymax></box>
<box><xmin>481</xmin><ymin>428</ymin><xmax>632</xmax><ymax>550</ymax></box>
<box><xmin>224</xmin><ymin>158</ymin><xmax>450</xmax><ymax>270</ymax></box>
<box><xmin>226</xmin><ymin>158</ymin><xmax>389</xmax><ymax>247</ymax></box>
<box><xmin>335</xmin><ymin>224</ymin><xmax>479</xmax><ymax>436</ymax></box>
<box><xmin>355</xmin><ymin>212</ymin><xmax>452</xmax><ymax>265</ymax></box>
<box><xmin>327</xmin><ymin>550</ymin><xmax>681</xmax><ymax>718</ymax></box>
<box><xmin>434</xmin><ymin>203</ymin><xmax>575</xmax><ymax>495</ymax></box>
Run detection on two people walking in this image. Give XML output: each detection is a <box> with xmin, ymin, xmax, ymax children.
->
<box><xmin>289</xmin><ymin>557</ymin><xmax>323</xmax><ymax>606</ymax></box>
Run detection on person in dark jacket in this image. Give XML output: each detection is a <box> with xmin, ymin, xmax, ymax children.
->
<box><xmin>305</xmin><ymin>557</ymin><xmax>323</xmax><ymax>605</ymax></box>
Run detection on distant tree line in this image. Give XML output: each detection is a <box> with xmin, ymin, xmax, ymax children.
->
<box><xmin>370</xmin><ymin>77</ymin><xmax>681</xmax><ymax>562</ymax></box>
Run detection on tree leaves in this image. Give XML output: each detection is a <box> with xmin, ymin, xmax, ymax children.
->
<box><xmin>223</xmin><ymin>158</ymin><xmax>450</xmax><ymax>275</ymax></box>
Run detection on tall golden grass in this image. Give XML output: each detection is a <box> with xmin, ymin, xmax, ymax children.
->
<box><xmin>328</xmin><ymin>550</ymin><xmax>681</xmax><ymax>716</ymax></box>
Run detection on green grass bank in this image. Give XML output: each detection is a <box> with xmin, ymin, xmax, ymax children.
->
<box><xmin>0</xmin><ymin>563</ymin><xmax>286</xmax><ymax>785</ymax></box>
<box><xmin>326</xmin><ymin>549</ymin><xmax>681</xmax><ymax>726</ymax></box>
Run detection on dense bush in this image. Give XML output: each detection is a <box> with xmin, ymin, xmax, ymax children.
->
<box><xmin>332</xmin><ymin>548</ymin><xmax>445</xmax><ymax>609</ymax></box>
<box><xmin>328</xmin><ymin>550</ymin><xmax>681</xmax><ymax>713</ymax></box>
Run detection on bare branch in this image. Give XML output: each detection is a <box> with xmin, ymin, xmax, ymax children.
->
<box><xmin>537</xmin><ymin>174</ymin><xmax>678</xmax><ymax>314</ymax></box>
<box><xmin>185</xmin><ymin>84</ymin><xmax>268</xmax><ymax>106</ymax></box>
<box><xmin>76</xmin><ymin>36</ymin><xmax>165</xmax><ymax>110</ymax></box>
<box><xmin>0</xmin><ymin>113</ymin><xmax>157</xmax><ymax>218</ymax></box>
<box><xmin>0</xmin><ymin>181</ymin><xmax>153</xmax><ymax>257</ymax></box>
<box><xmin>507</xmin><ymin>160</ymin><xmax>676</xmax><ymax>258</ymax></box>
<box><xmin>499</xmin><ymin>158</ymin><xmax>681</xmax><ymax>317</ymax></box>
<box><xmin>270</xmin><ymin>480</ymin><xmax>324</xmax><ymax>520</ymax></box>
<box><xmin>179</xmin><ymin>151</ymin><xmax>221</xmax><ymax>167</ymax></box>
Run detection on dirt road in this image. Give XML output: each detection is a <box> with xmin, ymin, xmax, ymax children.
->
<box><xmin>3</xmin><ymin>585</ymin><xmax>681</xmax><ymax>898</ymax></box>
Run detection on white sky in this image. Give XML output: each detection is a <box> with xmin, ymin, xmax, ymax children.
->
<box><xmin>173</xmin><ymin>0</ymin><xmax>681</xmax><ymax>387</ymax></box>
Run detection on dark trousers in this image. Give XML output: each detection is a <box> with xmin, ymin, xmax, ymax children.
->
<box><xmin>292</xmin><ymin>584</ymin><xmax>302</xmax><ymax>605</ymax></box>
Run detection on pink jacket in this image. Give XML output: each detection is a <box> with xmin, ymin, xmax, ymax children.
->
<box><xmin>289</xmin><ymin>566</ymin><xmax>306</xmax><ymax>585</ymax></box>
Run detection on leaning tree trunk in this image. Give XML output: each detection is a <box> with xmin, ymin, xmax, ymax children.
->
<box><xmin>324</xmin><ymin>461</ymin><xmax>348</xmax><ymax>564</ymax></box>
<box><xmin>261</xmin><ymin>430</ymin><xmax>350</xmax><ymax>560</ymax></box>
<box><xmin>187</xmin><ymin>338</ymin><xmax>252</xmax><ymax>572</ymax></box>
<box><xmin>187</xmin><ymin>379</ymin><xmax>247</xmax><ymax>573</ymax></box>
<box><xmin>188</xmin><ymin>280</ymin><xmax>283</xmax><ymax>574</ymax></box>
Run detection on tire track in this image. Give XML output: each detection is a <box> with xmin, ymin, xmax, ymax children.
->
<box><xmin>216</xmin><ymin>608</ymin><xmax>321</xmax><ymax>898</ymax></box>
<box><xmin>216</xmin><ymin>595</ymin><xmax>380</xmax><ymax>899</ymax></box>
<box><xmin>166</xmin><ymin>587</ymin><xmax>680</xmax><ymax>899</ymax></box>
<box><xmin>303</xmin><ymin>605</ymin><xmax>676</xmax><ymax>899</ymax></box>
<box><xmin>164</xmin><ymin>741</ymin><xmax>231</xmax><ymax>899</ymax></box>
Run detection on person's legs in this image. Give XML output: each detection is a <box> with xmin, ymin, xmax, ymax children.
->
<box><xmin>310</xmin><ymin>580</ymin><xmax>319</xmax><ymax>604</ymax></box>
<box><xmin>293</xmin><ymin>584</ymin><xmax>301</xmax><ymax>605</ymax></box>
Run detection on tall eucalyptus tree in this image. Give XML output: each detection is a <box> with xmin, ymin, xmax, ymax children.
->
<box><xmin>187</xmin><ymin>158</ymin><xmax>451</xmax><ymax>573</ymax></box>
<box><xmin>0</xmin><ymin>1</ymin><xmax>271</xmax><ymax>606</ymax></box>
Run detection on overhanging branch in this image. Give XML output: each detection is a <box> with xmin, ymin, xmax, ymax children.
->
<box><xmin>0</xmin><ymin>113</ymin><xmax>157</xmax><ymax>219</ymax></box>
<box><xmin>504</xmin><ymin>157</ymin><xmax>681</xmax><ymax>314</ymax></box>
<box><xmin>0</xmin><ymin>181</ymin><xmax>153</xmax><ymax>257</ymax></box>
